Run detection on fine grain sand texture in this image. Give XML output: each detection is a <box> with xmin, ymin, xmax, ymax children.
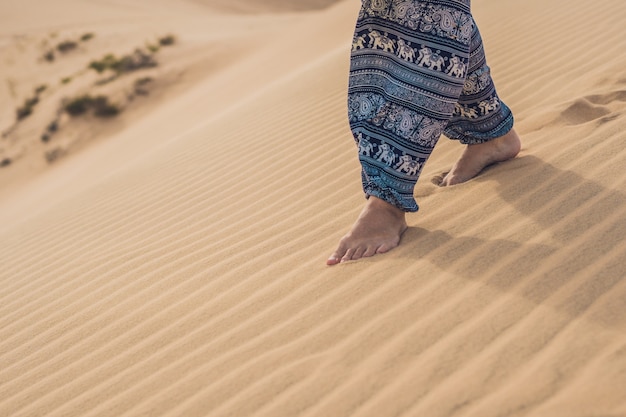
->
<box><xmin>1</xmin><ymin>0</ymin><xmax>626</xmax><ymax>416</ymax></box>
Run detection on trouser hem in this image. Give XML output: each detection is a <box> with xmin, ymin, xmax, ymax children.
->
<box><xmin>364</xmin><ymin>183</ymin><xmax>419</xmax><ymax>213</ymax></box>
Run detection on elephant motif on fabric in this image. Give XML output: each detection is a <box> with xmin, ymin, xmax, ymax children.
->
<box><xmin>357</xmin><ymin>133</ymin><xmax>376</xmax><ymax>157</ymax></box>
<box><xmin>352</xmin><ymin>34</ymin><xmax>368</xmax><ymax>51</ymax></box>
<box><xmin>369</xmin><ymin>30</ymin><xmax>396</xmax><ymax>53</ymax></box>
<box><xmin>446</xmin><ymin>55</ymin><xmax>466</xmax><ymax>78</ymax></box>
<box><xmin>396</xmin><ymin>39</ymin><xmax>416</xmax><ymax>62</ymax></box>
<box><xmin>455</xmin><ymin>105</ymin><xmax>479</xmax><ymax>119</ymax></box>
<box><xmin>376</xmin><ymin>143</ymin><xmax>396</xmax><ymax>166</ymax></box>
<box><xmin>479</xmin><ymin>97</ymin><xmax>500</xmax><ymax>115</ymax></box>
<box><xmin>417</xmin><ymin>46</ymin><xmax>446</xmax><ymax>71</ymax></box>
<box><xmin>395</xmin><ymin>154</ymin><xmax>422</xmax><ymax>176</ymax></box>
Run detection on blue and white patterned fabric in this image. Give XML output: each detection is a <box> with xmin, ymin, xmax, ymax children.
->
<box><xmin>349</xmin><ymin>0</ymin><xmax>514</xmax><ymax>212</ymax></box>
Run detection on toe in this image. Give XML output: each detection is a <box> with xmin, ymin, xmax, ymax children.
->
<box><xmin>327</xmin><ymin>241</ymin><xmax>348</xmax><ymax>266</ymax></box>
<box><xmin>352</xmin><ymin>247</ymin><xmax>366</xmax><ymax>260</ymax></box>
<box><xmin>440</xmin><ymin>171</ymin><xmax>460</xmax><ymax>186</ymax></box>
<box><xmin>376</xmin><ymin>241</ymin><xmax>398</xmax><ymax>255</ymax></box>
<box><xmin>363</xmin><ymin>245</ymin><xmax>378</xmax><ymax>258</ymax></box>
<box><xmin>341</xmin><ymin>248</ymin><xmax>357</xmax><ymax>263</ymax></box>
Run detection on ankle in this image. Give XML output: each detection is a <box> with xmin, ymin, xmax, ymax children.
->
<box><xmin>367</xmin><ymin>196</ymin><xmax>406</xmax><ymax>218</ymax></box>
<box><xmin>495</xmin><ymin>128</ymin><xmax>521</xmax><ymax>152</ymax></box>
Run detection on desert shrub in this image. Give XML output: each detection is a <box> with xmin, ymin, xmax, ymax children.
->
<box><xmin>89</xmin><ymin>54</ymin><xmax>118</xmax><ymax>73</ymax></box>
<box><xmin>16</xmin><ymin>97</ymin><xmax>40</xmax><ymax>120</ymax></box>
<box><xmin>64</xmin><ymin>95</ymin><xmax>93</xmax><ymax>116</ymax></box>
<box><xmin>45</xmin><ymin>148</ymin><xmax>66</xmax><ymax>163</ymax></box>
<box><xmin>47</xmin><ymin>120</ymin><xmax>59</xmax><ymax>133</ymax></box>
<box><xmin>43</xmin><ymin>50</ymin><xmax>55</xmax><ymax>62</ymax></box>
<box><xmin>1</xmin><ymin>158</ymin><xmax>11</xmax><ymax>168</ymax></box>
<box><xmin>15</xmin><ymin>84</ymin><xmax>48</xmax><ymax>121</ymax></box>
<box><xmin>159</xmin><ymin>34</ymin><xmax>176</xmax><ymax>46</ymax></box>
<box><xmin>61</xmin><ymin>77</ymin><xmax>72</xmax><ymax>84</ymax></box>
<box><xmin>135</xmin><ymin>76</ymin><xmax>153</xmax><ymax>86</ymax></box>
<box><xmin>16</xmin><ymin>106</ymin><xmax>32</xmax><ymax>120</ymax></box>
<box><xmin>57</xmin><ymin>40</ymin><xmax>78</xmax><ymax>53</ymax></box>
<box><xmin>81</xmin><ymin>33</ymin><xmax>95</xmax><ymax>42</ymax></box>
<box><xmin>64</xmin><ymin>95</ymin><xmax>120</xmax><ymax>117</ymax></box>
<box><xmin>41</xmin><ymin>119</ymin><xmax>60</xmax><ymax>142</ymax></box>
<box><xmin>116</xmin><ymin>49</ymin><xmax>157</xmax><ymax>72</ymax></box>
<box><xmin>89</xmin><ymin>49</ymin><xmax>157</xmax><ymax>75</ymax></box>
<box><xmin>92</xmin><ymin>96</ymin><xmax>120</xmax><ymax>117</ymax></box>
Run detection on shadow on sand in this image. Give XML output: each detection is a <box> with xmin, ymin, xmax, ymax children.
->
<box><xmin>397</xmin><ymin>155</ymin><xmax>626</xmax><ymax>328</ymax></box>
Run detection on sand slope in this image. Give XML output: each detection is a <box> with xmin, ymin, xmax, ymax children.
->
<box><xmin>1</xmin><ymin>0</ymin><xmax>626</xmax><ymax>416</ymax></box>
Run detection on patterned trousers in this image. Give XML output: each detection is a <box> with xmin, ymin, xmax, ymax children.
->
<box><xmin>349</xmin><ymin>0</ymin><xmax>514</xmax><ymax>212</ymax></box>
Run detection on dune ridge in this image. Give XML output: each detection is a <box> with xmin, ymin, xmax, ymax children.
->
<box><xmin>1</xmin><ymin>0</ymin><xmax>626</xmax><ymax>416</ymax></box>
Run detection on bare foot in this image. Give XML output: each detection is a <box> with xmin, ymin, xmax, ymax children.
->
<box><xmin>327</xmin><ymin>196</ymin><xmax>407</xmax><ymax>266</ymax></box>
<box><xmin>440</xmin><ymin>128</ymin><xmax>521</xmax><ymax>186</ymax></box>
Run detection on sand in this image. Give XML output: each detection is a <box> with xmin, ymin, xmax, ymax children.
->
<box><xmin>1</xmin><ymin>0</ymin><xmax>626</xmax><ymax>416</ymax></box>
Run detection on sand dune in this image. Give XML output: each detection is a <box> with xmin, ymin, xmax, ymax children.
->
<box><xmin>1</xmin><ymin>0</ymin><xmax>626</xmax><ymax>416</ymax></box>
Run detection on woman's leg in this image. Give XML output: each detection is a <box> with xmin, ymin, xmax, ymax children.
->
<box><xmin>440</xmin><ymin>19</ymin><xmax>520</xmax><ymax>185</ymax></box>
<box><xmin>348</xmin><ymin>0</ymin><xmax>474</xmax><ymax>212</ymax></box>
<box><xmin>328</xmin><ymin>0</ymin><xmax>473</xmax><ymax>264</ymax></box>
<box><xmin>443</xmin><ymin>19</ymin><xmax>514</xmax><ymax>145</ymax></box>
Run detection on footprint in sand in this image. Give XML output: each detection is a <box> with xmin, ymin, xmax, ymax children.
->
<box><xmin>560</xmin><ymin>89</ymin><xmax>626</xmax><ymax>125</ymax></box>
